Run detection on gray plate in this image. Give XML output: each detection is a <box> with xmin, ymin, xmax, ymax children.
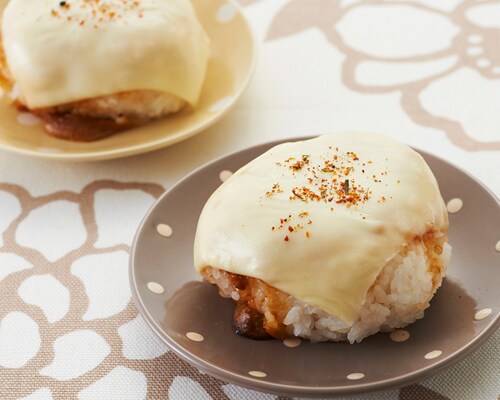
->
<box><xmin>130</xmin><ymin>137</ymin><xmax>500</xmax><ymax>397</ymax></box>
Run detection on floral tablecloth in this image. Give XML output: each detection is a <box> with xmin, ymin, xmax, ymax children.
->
<box><xmin>0</xmin><ymin>0</ymin><xmax>499</xmax><ymax>399</ymax></box>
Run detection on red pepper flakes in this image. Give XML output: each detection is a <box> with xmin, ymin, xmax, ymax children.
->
<box><xmin>54</xmin><ymin>0</ymin><xmax>144</xmax><ymax>27</ymax></box>
<box><xmin>284</xmin><ymin>235</ymin><xmax>289</xmax><ymax>242</ymax></box>
<box><xmin>346</xmin><ymin>151</ymin><xmax>359</xmax><ymax>161</ymax></box>
<box><xmin>265</xmin><ymin>183</ymin><xmax>283</xmax><ymax>198</ymax></box>
<box><xmin>268</xmin><ymin>145</ymin><xmax>394</xmax><ymax>235</ymax></box>
<box><xmin>306</xmin><ymin>231</ymin><xmax>310</xmax><ymax>238</ymax></box>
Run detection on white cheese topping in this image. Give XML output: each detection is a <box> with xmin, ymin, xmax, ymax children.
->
<box><xmin>1</xmin><ymin>0</ymin><xmax>209</xmax><ymax>108</ymax></box>
<box><xmin>194</xmin><ymin>133</ymin><xmax>448</xmax><ymax>325</ymax></box>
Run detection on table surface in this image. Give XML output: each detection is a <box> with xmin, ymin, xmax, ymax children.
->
<box><xmin>0</xmin><ymin>0</ymin><xmax>499</xmax><ymax>399</ymax></box>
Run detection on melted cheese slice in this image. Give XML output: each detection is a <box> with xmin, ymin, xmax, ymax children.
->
<box><xmin>1</xmin><ymin>0</ymin><xmax>210</xmax><ymax>109</ymax></box>
<box><xmin>194</xmin><ymin>133</ymin><xmax>448</xmax><ymax>325</ymax></box>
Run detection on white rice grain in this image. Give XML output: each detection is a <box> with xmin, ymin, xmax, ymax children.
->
<box><xmin>284</xmin><ymin>242</ymin><xmax>452</xmax><ymax>343</ymax></box>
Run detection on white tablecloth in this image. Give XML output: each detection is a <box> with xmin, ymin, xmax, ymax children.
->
<box><xmin>0</xmin><ymin>0</ymin><xmax>499</xmax><ymax>399</ymax></box>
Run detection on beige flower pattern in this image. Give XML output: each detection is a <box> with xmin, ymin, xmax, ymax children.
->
<box><xmin>1</xmin><ymin>1</ymin><xmax>499</xmax><ymax>399</ymax></box>
<box><xmin>266</xmin><ymin>0</ymin><xmax>500</xmax><ymax>151</ymax></box>
<box><xmin>0</xmin><ymin>181</ymin><xmax>461</xmax><ymax>399</ymax></box>
<box><xmin>0</xmin><ymin>182</ymin><xmax>230</xmax><ymax>399</ymax></box>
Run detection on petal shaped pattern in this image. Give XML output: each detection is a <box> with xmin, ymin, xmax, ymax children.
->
<box><xmin>118</xmin><ymin>315</ymin><xmax>168</xmax><ymax>360</ymax></box>
<box><xmin>466</xmin><ymin>3</ymin><xmax>500</xmax><ymax>28</ymax></box>
<box><xmin>0</xmin><ymin>312</ymin><xmax>40</xmax><ymax>368</ymax></box>
<box><xmin>71</xmin><ymin>251</ymin><xmax>130</xmax><ymax>321</ymax></box>
<box><xmin>355</xmin><ymin>56</ymin><xmax>458</xmax><ymax>87</ymax></box>
<box><xmin>420</xmin><ymin>68</ymin><xmax>500</xmax><ymax>143</ymax></box>
<box><xmin>16</xmin><ymin>200</ymin><xmax>86</xmax><ymax>262</ymax></box>
<box><xmin>18</xmin><ymin>274</ymin><xmax>70</xmax><ymax>323</ymax></box>
<box><xmin>40</xmin><ymin>330</ymin><xmax>110</xmax><ymax>381</ymax></box>
<box><xmin>94</xmin><ymin>190</ymin><xmax>156</xmax><ymax>248</ymax></box>
<box><xmin>0</xmin><ymin>252</ymin><xmax>32</xmax><ymax>282</ymax></box>
<box><xmin>337</xmin><ymin>4</ymin><xmax>459</xmax><ymax>58</ymax></box>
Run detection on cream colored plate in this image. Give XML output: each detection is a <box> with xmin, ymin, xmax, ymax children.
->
<box><xmin>0</xmin><ymin>0</ymin><xmax>255</xmax><ymax>161</ymax></box>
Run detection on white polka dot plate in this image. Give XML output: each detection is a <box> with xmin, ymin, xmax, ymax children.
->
<box><xmin>0</xmin><ymin>0</ymin><xmax>255</xmax><ymax>162</ymax></box>
<box><xmin>130</xmin><ymin>137</ymin><xmax>499</xmax><ymax>397</ymax></box>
